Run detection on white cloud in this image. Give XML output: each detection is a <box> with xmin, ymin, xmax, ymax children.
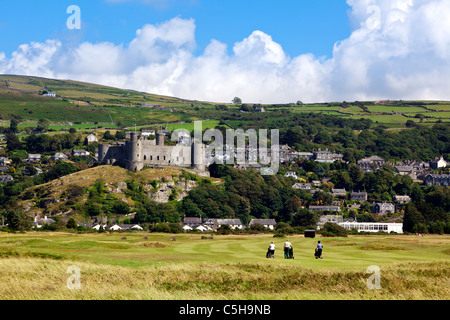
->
<box><xmin>2</xmin><ymin>1</ymin><xmax>450</xmax><ymax>103</ymax></box>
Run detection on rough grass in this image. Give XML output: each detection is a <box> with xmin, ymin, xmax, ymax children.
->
<box><xmin>0</xmin><ymin>257</ymin><xmax>447</xmax><ymax>300</ymax></box>
<box><xmin>0</xmin><ymin>233</ymin><xmax>448</xmax><ymax>300</ymax></box>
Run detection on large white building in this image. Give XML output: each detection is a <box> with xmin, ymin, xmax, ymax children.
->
<box><xmin>338</xmin><ymin>222</ymin><xmax>403</xmax><ymax>234</ymax></box>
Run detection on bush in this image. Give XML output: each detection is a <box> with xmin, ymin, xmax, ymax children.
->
<box><xmin>151</xmin><ymin>222</ymin><xmax>183</xmax><ymax>234</ymax></box>
<box><xmin>320</xmin><ymin>222</ymin><xmax>348</xmax><ymax>237</ymax></box>
<box><xmin>273</xmin><ymin>233</ymin><xmax>285</xmax><ymax>238</ymax></box>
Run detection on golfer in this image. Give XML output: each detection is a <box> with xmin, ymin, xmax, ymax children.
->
<box><xmin>316</xmin><ymin>241</ymin><xmax>323</xmax><ymax>259</ymax></box>
<box><xmin>268</xmin><ymin>241</ymin><xmax>275</xmax><ymax>258</ymax></box>
<box><xmin>284</xmin><ymin>240</ymin><xmax>292</xmax><ymax>259</ymax></box>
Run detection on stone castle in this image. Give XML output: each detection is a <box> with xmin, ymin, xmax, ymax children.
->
<box><xmin>98</xmin><ymin>131</ymin><xmax>206</xmax><ymax>174</ymax></box>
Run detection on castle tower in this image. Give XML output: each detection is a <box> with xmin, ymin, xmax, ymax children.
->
<box><xmin>156</xmin><ymin>132</ymin><xmax>165</xmax><ymax>146</ymax></box>
<box><xmin>98</xmin><ymin>144</ymin><xmax>110</xmax><ymax>164</ymax></box>
<box><xmin>192</xmin><ymin>139</ymin><xmax>205</xmax><ymax>172</ymax></box>
<box><xmin>127</xmin><ymin>132</ymin><xmax>143</xmax><ymax>171</ymax></box>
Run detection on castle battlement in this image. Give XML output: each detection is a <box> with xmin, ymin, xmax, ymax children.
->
<box><xmin>98</xmin><ymin>131</ymin><xmax>206</xmax><ymax>173</ymax></box>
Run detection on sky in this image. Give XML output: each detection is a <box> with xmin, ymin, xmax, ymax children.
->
<box><xmin>1</xmin><ymin>0</ymin><xmax>450</xmax><ymax>104</ymax></box>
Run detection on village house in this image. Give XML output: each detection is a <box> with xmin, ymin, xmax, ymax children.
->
<box><xmin>84</xmin><ymin>134</ymin><xmax>98</xmax><ymax>144</ymax></box>
<box><xmin>358</xmin><ymin>156</ymin><xmax>385</xmax><ymax>172</ymax></box>
<box><xmin>0</xmin><ymin>175</ymin><xmax>14</xmax><ymax>183</ymax></box>
<box><xmin>0</xmin><ymin>157</ymin><xmax>10</xmax><ymax>166</ymax></box>
<box><xmin>351</xmin><ymin>191</ymin><xmax>368</xmax><ymax>202</ymax></box>
<box><xmin>215</xmin><ymin>219</ymin><xmax>244</xmax><ymax>230</ymax></box>
<box><xmin>141</xmin><ymin>129</ymin><xmax>156</xmax><ymax>137</ymax></box>
<box><xmin>183</xmin><ymin>217</ymin><xmax>203</xmax><ymax>228</ymax></box>
<box><xmin>423</xmin><ymin>173</ymin><xmax>450</xmax><ymax>186</ymax></box>
<box><xmin>317</xmin><ymin>215</ymin><xmax>344</xmax><ymax>229</ymax></box>
<box><xmin>430</xmin><ymin>156</ymin><xmax>448</xmax><ymax>169</ymax></box>
<box><xmin>311</xmin><ymin>180</ymin><xmax>321</xmax><ymax>187</ymax></box>
<box><xmin>370</xmin><ymin>202</ymin><xmax>395</xmax><ymax>215</ymax></box>
<box><xmin>297</xmin><ymin>152</ymin><xmax>314</xmax><ymax>160</ymax></box>
<box><xmin>32</xmin><ymin>216</ymin><xmax>56</xmax><ymax>229</ymax></box>
<box><xmin>284</xmin><ymin>171</ymin><xmax>298</xmax><ymax>179</ymax></box>
<box><xmin>394</xmin><ymin>165</ymin><xmax>417</xmax><ymax>179</ymax></box>
<box><xmin>331</xmin><ymin>188</ymin><xmax>347</xmax><ymax>197</ymax></box>
<box><xmin>313</xmin><ymin>149</ymin><xmax>344</xmax><ymax>163</ymax></box>
<box><xmin>292</xmin><ymin>182</ymin><xmax>312</xmax><ymax>190</ymax></box>
<box><xmin>27</xmin><ymin>154</ymin><xmax>41</xmax><ymax>163</ymax></box>
<box><xmin>394</xmin><ymin>195</ymin><xmax>411</xmax><ymax>204</ymax></box>
<box><xmin>248</xmin><ymin>219</ymin><xmax>277</xmax><ymax>230</ymax></box>
<box><xmin>106</xmin><ymin>224</ymin><xmax>143</xmax><ymax>231</ymax></box>
<box><xmin>51</xmin><ymin>153</ymin><xmax>68</xmax><ymax>161</ymax></box>
<box><xmin>308</xmin><ymin>205</ymin><xmax>341</xmax><ymax>212</ymax></box>
<box><xmin>72</xmin><ymin>149</ymin><xmax>90</xmax><ymax>157</ymax></box>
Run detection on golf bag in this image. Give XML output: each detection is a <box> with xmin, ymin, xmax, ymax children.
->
<box><xmin>315</xmin><ymin>248</ymin><xmax>322</xmax><ymax>259</ymax></box>
<box><xmin>289</xmin><ymin>247</ymin><xmax>294</xmax><ymax>259</ymax></box>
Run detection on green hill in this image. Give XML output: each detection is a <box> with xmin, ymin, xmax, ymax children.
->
<box><xmin>1</xmin><ymin>74</ymin><xmax>450</xmax><ymax>129</ymax></box>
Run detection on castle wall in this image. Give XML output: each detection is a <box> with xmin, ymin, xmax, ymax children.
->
<box><xmin>98</xmin><ymin>132</ymin><xmax>205</xmax><ymax>172</ymax></box>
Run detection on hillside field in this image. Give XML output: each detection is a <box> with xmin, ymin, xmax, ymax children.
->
<box><xmin>1</xmin><ymin>75</ymin><xmax>450</xmax><ymax>130</ymax></box>
<box><xmin>0</xmin><ymin>232</ymin><xmax>448</xmax><ymax>300</ymax></box>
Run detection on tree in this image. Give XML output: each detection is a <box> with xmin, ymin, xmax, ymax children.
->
<box><xmin>232</xmin><ymin>97</ymin><xmax>242</xmax><ymax>105</ymax></box>
<box><xmin>5</xmin><ymin>132</ymin><xmax>22</xmax><ymax>151</ymax></box>
<box><xmin>66</xmin><ymin>217</ymin><xmax>78</xmax><ymax>229</ymax></box>
<box><xmin>9</xmin><ymin>118</ymin><xmax>20</xmax><ymax>133</ymax></box>
<box><xmin>36</xmin><ymin>118</ymin><xmax>50</xmax><ymax>132</ymax></box>
<box><xmin>103</xmin><ymin>131</ymin><xmax>114</xmax><ymax>140</ymax></box>
<box><xmin>5</xmin><ymin>209</ymin><xmax>32</xmax><ymax>231</ymax></box>
<box><xmin>115</xmin><ymin>130</ymin><xmax>126</xmax><ymax>140</ymax></box>
<box><xmin>320</xmin><ymin>222</ymin><xmax>348</xmax><ymax>237</ymax></box>
<box><xmin>292</xmin><ymin>208</ymin><xmax>318</xmax><ymax>228</ymax></box>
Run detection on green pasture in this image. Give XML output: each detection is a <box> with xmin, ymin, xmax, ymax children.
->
<box><xmin>0</xmin><ymin>232</ymin><xmax>448</xmax><ymax>299</ymax></box>
<box><xmin>0</xmin><ymin>232</ymin><xmax>447</xmax><ymax>270</ymax></box>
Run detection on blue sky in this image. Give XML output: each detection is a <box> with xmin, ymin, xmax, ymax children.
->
<box><xmin>1</xmin><ymin>0</ymin><xmax>351</xmax><ymax>59</ymax></box>
<box><xmin>1</xmin><ymin>0</ymin><xmax>450</xmax><ymax>103</ymax></box>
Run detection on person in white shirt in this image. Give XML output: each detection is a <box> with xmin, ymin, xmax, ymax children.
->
<box><xmin>284</xmin><ymin>240</ymin><xmax>292</xmax><ymax>259</ymax></box>
<box><xmin>268</xmin><ymin>241</ymin><xmax>275</xmax><ymax>258</ymax></box>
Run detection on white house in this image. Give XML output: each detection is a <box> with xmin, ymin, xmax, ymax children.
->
<box><xmin>183</xmin><ymin>225</ymin><xmax>193</xmax><ymax>231</ymax></box>
<box><xmin>292</xmin><ymin>183</ymin><xmax>312</xmax><ymax>190</ymax></box>
<box><xmin>141</xmin><ymin>129</ymin><xmax>156</xmax><ymax>137</ymax></box>
<box><xmin>106</xmin><ymin>224</ymin><xmax>143</xmax><ymax>231</ymax></box>
<box><xmin>72</xmin><ymin>149</ymin><xmax>90</xmax><ymax>157</ymax></box>
<box><xmin>85</xmin><ymin>134</ymin><xmax>98</xmax><ymax>144</ymax></box>
<box><xmin>195</xmin><ymin>225</ymin><xmax>210</xmax><ymax>232</ymax></box>
<box><xmin>52</xmin><ymin>153</ymin><xmax>68</xmax><ymax>161</ymax></box>
<box><xmin>32</xmin><ymin>216</ymin><xmax>56</xmax><ymax>229</ymax></box>
<box><xmin>92</xmin><ymin>224</ymin><xmax>107</xmax><ymax>231</ymax></box>
<box><xmin>338</xmin><ymin>222</ymin><xmax>403</xmax><ymax>234</ymax></box>
<box><xmin>248</xmin><ymin>219</ymin><xmax>277</xmax><ymax>230</ymax></box>
<box><xmin>27</xmin><ymin>154</ymin><xmax>41</xmax><ymax>163</ymax></box>
<box><xmin>215</xmin><ymin>219</ymin><xmax>243</xmax><ymax>230</ymax></box>
<box><xmin>430</xmin><ymin>156</ymin><xmax>447</xmax><ymax>169</ymax></box>
<box><xmin>284</xmin><ymin>171</ymin><xmax>298</xmax><ymax>179</ymax></box>
<box><xmin>394</xmin><ymin>195</ymin><xmax>411</xmax><ymax>204</ymax></box>
<box><xmin>0</xmin><ymin>157</ymin><xmax>11</xmax><ymax>165</ymax></box>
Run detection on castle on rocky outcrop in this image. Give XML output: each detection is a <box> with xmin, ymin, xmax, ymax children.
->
<box><xmin>98</xmin><ymin>131</ymin><xmax>206</xmax><ymax>173</ymax></box>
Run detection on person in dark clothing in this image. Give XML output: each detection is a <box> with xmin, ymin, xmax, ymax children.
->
<box><xmin>316</xmin><ymin>241</ymin><xmax>323</xmax><ymax>259</ymax></box>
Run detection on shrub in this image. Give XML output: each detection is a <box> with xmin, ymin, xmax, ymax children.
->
<box><xmin>320</xmin><ymin>222</ymin><xmax>348</xmax><ymax>237</ymax></box>
<box><xmin>273</xmin><ymin>233</ymin><xmax>285</xmax><ymax>238</ymax></box>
